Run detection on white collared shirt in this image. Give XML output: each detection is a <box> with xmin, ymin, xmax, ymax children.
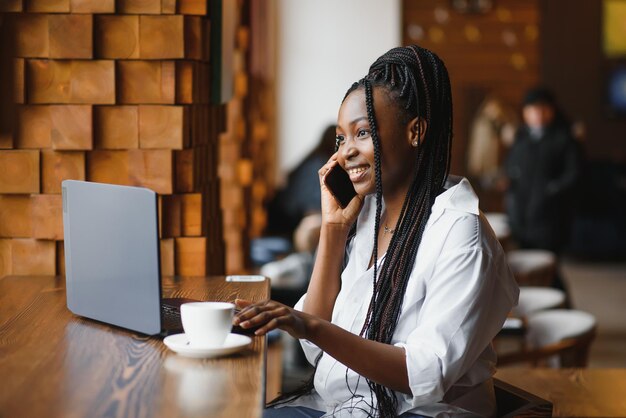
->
<box><xmin>289</xmin><ymin>176</ymin><xmax>519</xmax><ymax>417</ymax></box>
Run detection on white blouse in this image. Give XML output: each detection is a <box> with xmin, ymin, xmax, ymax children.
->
<box><xmin>288</xmin><ymin>176</ymin><xmax>519</xmax><ymax>417</ymax></box>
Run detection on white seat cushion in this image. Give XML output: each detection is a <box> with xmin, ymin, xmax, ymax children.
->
<box><xmin>506</xmin><ymin>249</ymin><xmax>556</xmax><ymax>275</ymax></box>
<box><xmin>526</xmin><ymin>309</ymin><xmax>596</xmax><ymax>349</ymax></box>
<box><xmin>512</xmin><ymin>287</ymin><xmax>566</xmax><ymax>317</ymax></box>
<box><xmin>484</xmin><ymin>212</ymin><xmax>510</xmax><ymax>240</ymax></box>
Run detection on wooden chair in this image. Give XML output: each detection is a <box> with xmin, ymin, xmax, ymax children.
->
<box><xmin>506</xmin><ymin>249</ymin><xmax>557</xmax><ymax>287</ymax></box>
<box><xmin>512</xmin><ymin>287</ymin><xmax>566</xmax><ymax>318</ymax></box>
<box><xmin>484</xmin><ymin>212</ymin><xmax>512</xmax><ymax>250</ymax></box>
<box><xmin>498</xmin><ymin>309</ymin><xmax>597</xmax><ymax>367</ymax></box>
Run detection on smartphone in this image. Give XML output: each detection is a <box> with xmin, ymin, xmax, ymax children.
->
<box><xmin>232</xmin><ymin>308</ymin><xmax>261</xmax><ymax>335</ymax></box>
<box><xmin>324</xmin><ymin>164</ymin><xmax>357</xmax><ymax>208</ymax></box>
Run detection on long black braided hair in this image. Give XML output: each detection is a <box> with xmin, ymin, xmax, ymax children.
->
<box><xmin>269</xmin><ymin>45</ymin><xmax>453</xmax><ymax>418</ymax></box>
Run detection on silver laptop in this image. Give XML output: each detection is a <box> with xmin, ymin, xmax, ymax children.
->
<box><xmin>62</xmin><ymin>180</ymin><xmax>192</xmax><ymax>335</ymax></box>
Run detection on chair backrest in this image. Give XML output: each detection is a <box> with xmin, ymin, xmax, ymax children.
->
<box><xmin>498</xmin><ymin>309</ymin><xmax>597</xmax><ymax>368</ymax></box>
<box><xmin>512</xmin><ymin>287</ymin><xmax>566</xmax><ymax>317</ymax></box>
<box><xmin>485</xmin><ymin>212</ymin><xmax>511</xmax><ymax>240</ymax></box>
<box><xmin>506</xmin><ymin>250</ymin><xmax>556</xmax><ymax>287</ymax></box>
<box><xmin>497</xmin><ymin>328</ymin><xmax>596</xmax><ymax>367</ymax></box>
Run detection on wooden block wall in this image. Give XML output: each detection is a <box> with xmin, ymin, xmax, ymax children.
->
<box><xmin>0</xmin><ymin>1</ymin><xmax>247</xmax><ymax>277</ymax></box>
<box><xmin>245</xmin><ymin>2</ymin><xmax>279</xmax><ymax>247</ymax></box>
<box><xmin>218</xmin><ymin>26</ymin><xmax>252</xmax><ymax>274</ymax></box>
<box><xmin>247</xmin><ymin>103</ymin><xmax>272</xmax><ymax>239</ymax></box>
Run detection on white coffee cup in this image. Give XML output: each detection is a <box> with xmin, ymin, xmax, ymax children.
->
<box><xmin>180</xmin><ymin>302</ymin><xmax>235</xmax><ymax>347</ymax></box>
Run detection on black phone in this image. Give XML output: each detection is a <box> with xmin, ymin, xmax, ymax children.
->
<box><xmin>324</xmin><ymin>164</ymin><xmax>357</xmax><ymax>208</ymax></box>
<box><xmin>232</xmin><ymin>308</ymin><xmax>261</xmax><ymax>335</ymax></box>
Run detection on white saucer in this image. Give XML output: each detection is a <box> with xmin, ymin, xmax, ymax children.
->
<box><xmin>163</xmin><ymin>333</ymin><xmax>252</xmax><ymax>358</ymax></box>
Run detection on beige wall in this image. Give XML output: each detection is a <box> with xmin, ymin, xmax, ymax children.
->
<box><xmin>275</xmin><ymin>0</ymin><xmax>401</xmax><ymax>180</ymax></box>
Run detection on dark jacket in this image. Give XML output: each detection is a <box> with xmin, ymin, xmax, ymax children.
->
<box><xmin>505</xmin><ymin>123</ymin><xmax>581</xmax><ymax>252</ymax></box>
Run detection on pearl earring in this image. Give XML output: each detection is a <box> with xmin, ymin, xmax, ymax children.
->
<box><xmin>412</xmin><ymin>140</ymin><xmax>418</xmax><ymax>147</ymax></box>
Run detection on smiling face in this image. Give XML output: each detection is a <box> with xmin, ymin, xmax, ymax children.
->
<box><xmin>335</xmin><ymin>87</ymin><xmax>419</xmax><ymax>197</ymax></box>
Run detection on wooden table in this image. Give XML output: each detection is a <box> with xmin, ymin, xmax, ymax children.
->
<box><xmin>0</xmin><ymin>275</ymin><xmax>271</xmax><ymax>418</ymax></box>
<box><xmin>496</xmin><ymin>368</ymin><xmax>626</xmax><ymax>417</ymax></box>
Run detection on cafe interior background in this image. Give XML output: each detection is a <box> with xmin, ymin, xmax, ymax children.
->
<box><xmin>1</xmin><ymin>0</ymin><xmax>625</xmax><ymax>403</ymax></box>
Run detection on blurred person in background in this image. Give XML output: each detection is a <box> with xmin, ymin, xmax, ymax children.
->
<box><xmin>253</xmin><ymin>126</ymin><xmax>336</xmax><ymax>292</ymax></box>
<box><xmin>505</xmin><ymin>87</ymin><xmax>582</xmax><ymax>289</ymax></box>
<box><xmin>266</xmin><ymin>125</ymin><xmax>337</xmax><ymax>240</ymax></box>
<box><xmin>467</xmin><ymin>96</ymin><xmax>518</xmax><ymax>191</ymax></box>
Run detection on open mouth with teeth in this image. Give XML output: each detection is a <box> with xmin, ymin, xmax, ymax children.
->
<box><xmin>346</xmin><ymin>165</ymin><xmax>370</xmax><ymax>182</ymax></box>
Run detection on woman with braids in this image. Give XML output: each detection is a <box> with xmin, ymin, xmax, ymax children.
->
<box><xmin>234</xmin><ymin>45</ymin><xmax>518</xmax><ymax>417</ymax></box>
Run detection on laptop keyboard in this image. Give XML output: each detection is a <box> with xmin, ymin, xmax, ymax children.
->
<box><xmin>161</xmin><ymin>298</ymin><xmax>198</xmax><ymax>331</ymax></box>
<box><xmin>161</xmin><ymin>303</ymin><xmax>183</xmax><ymax>331</ymax></box>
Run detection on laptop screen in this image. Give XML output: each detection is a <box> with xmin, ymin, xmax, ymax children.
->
<box><xmin>62</xmin><ymin>180</ymin><xmax>162</xmax><ymax>334</ymax></box>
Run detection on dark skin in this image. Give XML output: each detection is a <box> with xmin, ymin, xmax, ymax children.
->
<box><xmin>233</xmin><ymin>87</ymin><xmax>426</xmax><ymax>395</ymax></box>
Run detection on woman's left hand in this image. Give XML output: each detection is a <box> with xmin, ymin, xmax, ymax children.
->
<box><xmin>233</xmin><ymin>299</ymin><xmax>313</xmax><ymax>339</ymax></box>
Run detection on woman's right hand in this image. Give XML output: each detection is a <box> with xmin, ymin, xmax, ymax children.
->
<box><xmin>318</xmin><ymin>153</ymin><xmax>364</xmax><ymax>231</ymax></box>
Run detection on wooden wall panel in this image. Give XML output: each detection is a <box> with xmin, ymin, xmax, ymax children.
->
<box><xmin>0</xmin><ymin>134</ymin><xmax>12</xmax><ymax>150</ymax></box>
<box><xmin>31</xmin><ymin>194</ymin><xmax>64</xmax><ymax>240</ymax></box>
<box><xmin>94</xmin><ymin>106</ymin><xmax>139</xmax><ymax>149</ymax></box>
<box><xmin>162</xmin><ymin>0</ymin><xmax>176</xmax><ymax>14</ymax></box>
<box><xmin>180</xmin><ymin>193</ymin><xmax>202</xmax><ymax>236</ymax></box>
<box><xmin>95</xmin><ymin>15</ymin><xmax>140</xmax><ymax>59</ymax></box>
<box><xmin>0</xmin><ymin>0</ymin><xmax>23</xmax><ymax>12</ymax></box>
<box><xmin>175</xmin><ymin>149</ymin><xmax>195</xmax><ymax>192</ymax></box>
<box><xmin>2</xmin><ymin>2</ymin><xmax>241</xmax><ymax>277</ymax></box>
<box><xmin>139</xmin><ymin>15</ymin><xmax>185</xmax><ymax>59</ymax></box>
<box><xmin>14</xmin><ymin>14</ymin><xmax>49</xmax><ymax>58</ymax></box>
<box><xmin>160</xmin><ymin>238</ymin><xmax>174</xmax><ymax>276</ymax></box>
<box><xmin>117</xmin><ymin>0</ymin><xmax>160</xmax><ymax>14</ymax></box>
<box><xmin>88</xmin><ymin>150</ymin><xmax>174</xmax><ymax>194</ymax></box>
<box><xmin>138</xmin><ymin>105</ymin><xmax>187</xmax><ymax>149</ymax></box>
<box><xmin>16</xmin><ymin>105</ymin><xmax>92</xmax><ymax>149</ymax></box>
<box><xmin>117</xmin><ymin>61</ymin><xmax>175</xmax><ymax>104</ymax></box>
<box><xmin>219</xmin><ymin>74</ymin><xmax>247</xmax><ymax>271</ymax></box>
<box><xmin>175</xmin><ymin>237</ymin><xmax>206</xmax><ymax>276</ymax></box>
<box><xmin>50</xmin><ymin>105</ymin><xmax>92</xmax><ymax>150</ymax></box>
<box><xmin>70</xmin><ymin>0</ymin><xmax>114</xmax><ymax>13</ymax></box>
<box><xmin>237</xmin><ymin>159</ymin><xmax>253</xmax><ymax>186</ymax></box>
<box><xmin>41</xmin><ymin>150</ymin><xmax>85</xmax><ymax>194</ymax></box>
<box><xmin>25</xmin><ymin>0</ymin><xmax>70</xmax><ymax>13</ymax></box>
<box><xmin>177</xmin><ymin>0</ymin><xmax>207</xmax><ymax>16</ymax></box>
<box><xmin>11</xmin><ymin>239</ymin><xmax>56</xmax><ymax>275</ymax></box>
<box><xmin>27</xmin><ymin>60</ymin><xmax>115</xmax><ymax>104</ymax></box>
<box><xmin>184</xmin><ymin>16</ymin><xmax>204</xmax><ymax>60</ymax></box>
<box><xmin>402</xmin><ymin>0</ymin><xmax>540</xmax><ymax>179</ymax></box>
<box><xmin>86</xmin><ymin>150</ymin><xmax>130</xmax><ymax>187</ymax></box>
<box><xmin>14</xmin><ymin>58</ymin><xmax>25</xmax><ymax>104</ymax></box>
<box><xmin>49</xmin><ymin>14</ymin><xmax>93</xmax><ymax>59</ymax></box>
<box><xmin>175</xmin><ymin>61</ymin><xmax>195</xmax><ymax>104</ymax></box>
<box><xmin>128</xmin><ymin>149</ymin><xmax>173</xmax><ymax>194</ymax></box>
<box><xmin>160</xmin><ymin>195</ymin><xmax>181</xmax><ymax>238</ymax></box>
<box><xmin>17</xmin><ymin>105</ymin><xmax>52</xmax><ymax>149</ymax></box>
<box><xmin>56</xmin><ymin>240</ymin><xmax>65</xmax><ymax>276</ymax></box>
<box><xmin>0</xmin><ymin>150</ymin><xmax>39</xmax><ymax>194</ymax></box>
<box><xmin>0</xmin><ymin>195</ymin><xmax>32</xmax><ymax>237</ymax></box>
<box><xmin>0</xmin><ymin>239</ymin><xmax>11</xmax><ymax>277</ymax></box>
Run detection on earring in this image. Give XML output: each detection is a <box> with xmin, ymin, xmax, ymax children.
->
<box><xmin>412</xmin><ymin>140</ymin><xmax>418</xmax><ymax>147</ymax></box>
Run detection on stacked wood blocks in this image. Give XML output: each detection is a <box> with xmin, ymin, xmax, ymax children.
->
<box><xmin>219</xmin><ymin>26</ymin><xmax>250</xmax><ymax>274</ymax></box>
<box><xmin>216</xmin><ymin>22</ymin><xmax>273</xmax><ymax>273</ymax></box>
<box><xmin>0</xmin><ymin>0</ymin><xmax>236</xmax><ymax>277</ymax></box>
